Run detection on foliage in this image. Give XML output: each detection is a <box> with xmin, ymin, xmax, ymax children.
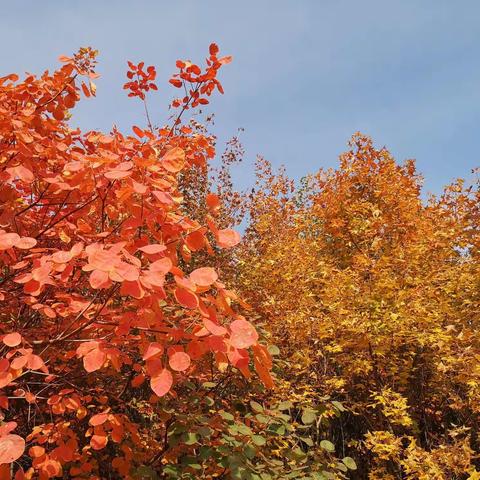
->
<box><xmin>0</xmin><ymin>44</ymin><xmax>276</xmax><ymax>479</ymax></box>
<box><xmin>237</xmin><ymin>135</ymin><xmax>480</xmax><ymax>479</ymax></box>
<box><xmin>3</xmin><ymin>42</ymin><xmax>479</xmax><ymax>480</ymax></box>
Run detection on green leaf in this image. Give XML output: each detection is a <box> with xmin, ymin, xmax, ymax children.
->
<box><xmin>299</xmin><ymin>436</ymin><xmax>314</xmax><ymax>447</ymax></box>
<box><xmin>202</xmin><ymin>382</ymin><xmax>216</xmax><ymax>388</ymax></box>
<box><xmin>252</xmin><ymin>435</ymin><xmax>266</xmax><ymax>446</ymax></box>
<box><xmin>320</xmin><ymin>440</ymin><xmax>335</xmax><ymax>452</ymax></box>
<box><xmin>277</xmin><ymin>401</ymin><xmax>293</xmax><ymax>411</ymax></box>
<box><xmin>311</xmin><ymin>474</ymin><xmax>327</xmax><ymax>480</ymax></box>
<box><xmin>268</xmin><ymin>423</ymin><xmax>285</xmax><ymax>435</ymax></box>
<box><xmin>331</xmin><ymin>400</ymin><xmax>346</xmax><ymax>412</ymax></box>
<box><xmin>237</xmin><ymin>423</ymin><xmax>253</xmax><ymax>436</ymax></box>
<box><xmin>342</xmin><ymin>456</ymin><xmax>357</xmax><ymax>470</ymax></box>
<box><xmin>244</xmin><ymin>443</ymin><xmax>257</xmax><ymax>459</ymax></box>
<box><xmin>301</xmin><ymin>409</ymin><xmax>317</xmax><ymax>424</ymax></box>
<box><xmin>184</xmin><ymin>432</ymin><xmax>198</xmax><ymax>445</ymax></box>
<box><xmin>255</xmin><ymin>414</ymin><xmax>270</xmax><ymax>423</ymax></box>
<box><xmin>199</xmin><ymin>446</ymin><xmax>212</xmax><ymax>459</ymax></box>
<box><xmin>161</xmin><ymin>465</ymin><xmax>178</xmax><ymax>477</ymax></box>
<box><xmin>250</xmin><ymin>400</ymin><xmax>264</xmax><ymax>412</ymax></box>
<box><xmin>268</xmin><ymin>345</ymin><xmax>280</xmax><ymax>355</ymax></box>
<box><xmin>198</xmin><ymin>426</ymin><xmax>213</xmax><ymax>438</ymax></box>
<box><xmin>220</xmin><ymin>411</ymin><xmax>235</xmax><ymax>421</ymax></box>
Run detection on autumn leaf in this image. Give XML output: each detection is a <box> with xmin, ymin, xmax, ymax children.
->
<box><xmin>216</xmin><ymin>229</ymin><xmax>241</xmax><ymax>248</ymax></box>
<box><xmin>150</xmin><ymin>369</ymin><xmax>173</xmax><ymax>397</ymax></box>
<box><xmin>0</xmin><ymin>434</ymin><xmax>25</xmax><ymax>464</ymax></box>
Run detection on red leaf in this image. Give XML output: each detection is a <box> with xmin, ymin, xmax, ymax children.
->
<box><xmin>142</xmin><ymin>342</ymin><xmax>164</xmax><ymax>360</ymax></box>
<box><xmin>3</xmin><ymin>332</ymin><xmax>22</xmax><ymax>347</ymax></box>
<box><xmin>216</xmin><ymin>229</ymin><xmax>241</xmax><ymax>248</ymax></box>
<box><xmin>174</xmin><ymin>287</ymin><xmax>199</xmax><ymax>309</ymax></box>
<box><xmin>150</xmin><ymin>369</ymin><xmax>173</xmax><ymax>397</ymax></box>
<box><xmin>230</xmin><ymin>319</ymin><xmax>259</xmax><ymax>349</ymax></box>
<box><xmin>190</xmin><ymin>267</ymin><xmax>218</xmax><ymax>287</ymax></box>
<box><xmin>0</xmin><ymin>434</ymin><xmax>25</xmax><ymax>464</ymax></box>
<box><xmin>168</xmin><ymin>351</ymin><xmax>191</xmax><ymax>372</ymax></box>
<box><xmin>209</xmin><ymin>43</ymin><xmax>219</xmax><ymax>56</ymax></box>
<box><xmin>161</xmin><ymin>147</ymin><xmax>185</xmax><ymax>173</ymax></box>
<box><xmin>90</xmin><ymin>434</ymin><xmax>108</xmax><ymax>451</ymax></box>
<box><xmin>138</xmin><ymin>244</ymin><xmax>166</xmax><ymax>254</ymax></box>
<box><xmin>89</xmin><ymin>413</ymin><xmax>109</xmax><ymax>426</ymax></box>
<box><xmin>83</xmin><ymin>348</ymin><xmax>106</xmax><ymax>372</ymax></box>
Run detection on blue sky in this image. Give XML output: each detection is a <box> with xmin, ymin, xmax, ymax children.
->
<box><xmin>2</xmin><ymin>1</ymin><xmax>479</xmax><ymax>195</ymax></box>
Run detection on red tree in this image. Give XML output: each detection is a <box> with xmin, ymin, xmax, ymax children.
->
<box><xmin>0</xmin><ymin>44</ymin><xmax>272</xmax><ymax>478</ymax></box>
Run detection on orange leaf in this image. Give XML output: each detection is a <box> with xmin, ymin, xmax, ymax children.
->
<box><xmin>83</xmin><ymin>348</ymin><xmax>106</xmax><ymax>372</ymax></box>
<box><xmin>0</xmin><ymin>434</ymin><xmax>25</xmax><ymax>464</ymax></box>
<box><xmin>89</xmin><ymin>413</ymin><xmax>109</xmax><ymax>426</ymax></box>
<box><xmin>174</xmin><ymin>287</ymin><xmax>199</xmax><ymax>309</ymax></box>
<box><xmin>28</xmin><ymin>446</ymin><xmax>45</xmax><ymax>458</ymax></box>
<box><xmin>138</xmin><ymin>244</ymin><xmax>166</xmax><ymax>254</ymax></box>
<box><xmin>89</xmin><ymin>270</ymin><xmax>110</xmax><ymax>289</ymax></box>
<box><xmin>143</xmin><ymin>343</ymin><xmax>164</xmax><ymax>360</ymax></box>
<box><xmin>219</xmin><ymin>55</ymin><xmax>233</xmax><ymax>65</ymax></box>
<box><xmin>168</xmin><ymin>351</ymin><xmax>191</xmax><ymax>372</ymax></box>
<box><xmin>81</xmin><ymin>82</ymin><xmax>91</xmax><ymax>98</ymax></box>
<box><xmin>90</xmin><ymin>434</ymin><xmax>108</xmax><ymax>450</ymax></box>
<box><xmin>229</xmin><ymin>319</ymin><xmax>259</xmax><ymax>349</ymax></box>
<box><xmin>132</xmin><ymin>125</ymin><xmax>144</xmax><ymax>137</ymax></box>
<box><xmin>26</xmin><ymin>354</ymin><xmax>44</xmax><ymax>370</ymax></box>
<box><xmin>15</xmin><ymin>237</ymin><xmax>37</xmax><ymax>250</ymax></box>
<box><xmin>150</xmin><ymin>369</ymin><xmax>173</xmax><ymax>397</ymax></box>
<box><xmin>3</xmin><ymin>332</ymin><xmax>22</xmax><ymax>347</ymax></box>
<box><xmin>185</xmin><ymin>230</ymin><xmax>205</xmax><ymax>251</ymax></box>
<box><xmin>216</xmin><ymin>229</ymin><xmax>241</xmax><ymax>248</ymax></box>
<box><xmin>206</xmin><ymin>193</ymin><xmax>220</xmax><ymax>210</ymax></box>
<box><xmin>190</xmin><ymin>267</ymin><xmax>218</xmax><ymax>287</ymax></box>
<box><xmin>161</xmin><ymin>147</ymin><xmax>185</xmax><ymax>173</ymax></box>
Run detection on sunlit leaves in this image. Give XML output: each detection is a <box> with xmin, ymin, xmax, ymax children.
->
<box><xmin>216</xmin><ymin>228</ymin><xmax>241</xmax><ymax>248</ymax></box>
<box><xmin>2</xmin><ymin>333</ymin><xmax>22</xmax><ymax>347</ymax></box>
<box><xmin>168</xmin><ymin>351</ymin><xmax>191</xmax><ymax>372</ymax></box>
<box><xmin>229</xmin><ymin>319</ymin><xmax>259</xmax><ymax>349</ymax></box>
<box><xmin>190</xmin><ymin>267</ymin><xmax>218</xmax><ymax>287</ymax></box>
<box><xmin>150</xmin><ymin>369</ymin><xmax>173</xmax><ymax>397</ymax></box>
<box><xmin>238</xmin><ymin>133</ymin><xmax>480</xmax><ymax>478</ymax></box>
<box><xmin>0</xmin><ymin>435</ymin><xmax>25</xmax><ymax>465</ymax></box>
<box><xmin>161</xmin><ymin>147</ymin><xmax>185</xmax><ymax>173</ymax></box>
<box><xmin>0</xmin><ymin>41</ymin><xmax>273</xmax><ymax>479</ymax></box>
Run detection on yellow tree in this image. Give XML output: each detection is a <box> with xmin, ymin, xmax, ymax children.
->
<box><xmin>239</xmin><ymin>134</ymin><xmax>480</xmax><ymax>479</ymax></box>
